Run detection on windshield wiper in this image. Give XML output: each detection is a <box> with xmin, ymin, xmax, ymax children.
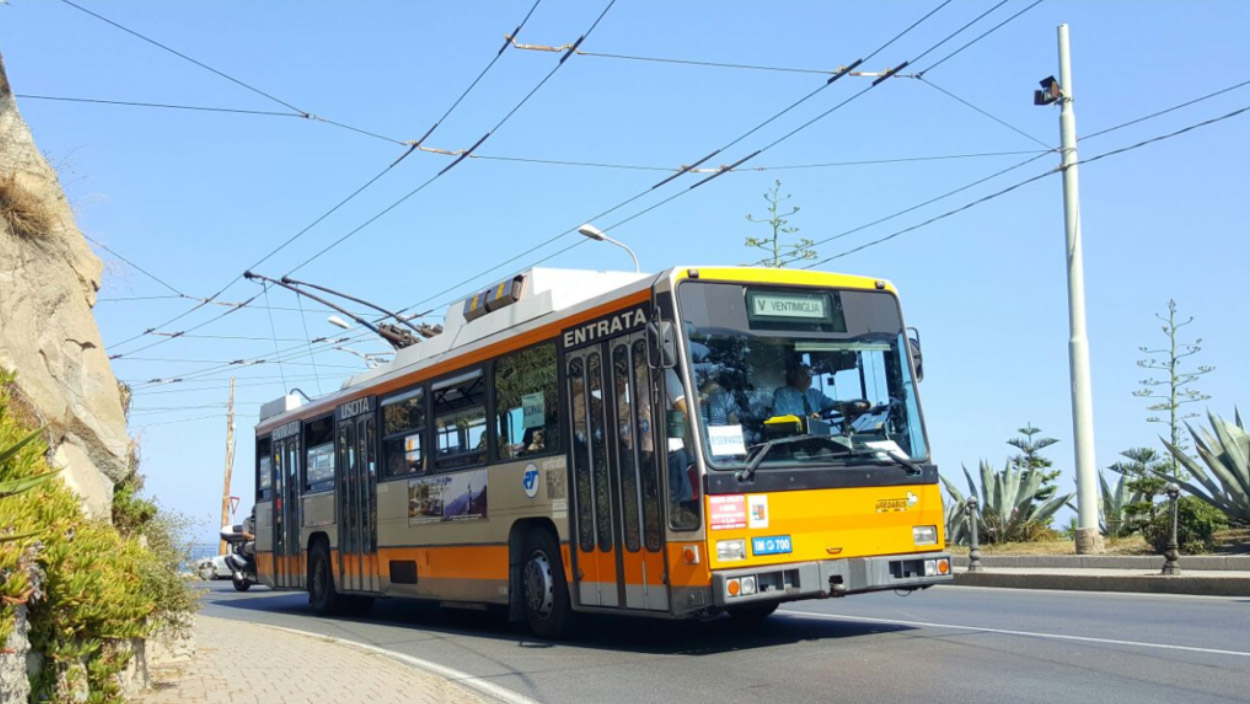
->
<box><xmin>737</xmin><ymin>434</ymin><xmax>853</xmax><ymax>481</ymax></box>
<box><xmin>843</xmin><ymin>449</ymin><xmax>925</xmax><ymax>476</ymax></box>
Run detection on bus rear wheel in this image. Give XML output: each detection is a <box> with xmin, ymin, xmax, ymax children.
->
<box><xmin>308</xmin><ymin>543</ymin><xmax>342</xmax><ymax>615</ymax></box>
<box><xmin>521</xmin><ymin>529</ymin><xmax>574</xmax><ymax>639</ymax></box>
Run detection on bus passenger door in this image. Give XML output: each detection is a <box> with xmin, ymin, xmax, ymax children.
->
<box><xmin>354</xmin><ymin>414</ymin><xmax>379</xmax><ymax>593</ymax></box>
<box><xmin>273</xmin><ymin>433</ymin><xmax>302</xmax><ymax>589</ymax></box>
<box><xmin>337</xmin><ymin>413</ymin><xmax>378</xmax><ymax>593</ymax></box>
<box><xmin>608</xmin><ymin>335</ymin><xmax>669</xmax><ymax>611</ymax></box>
<box><xmin>566</xmin><ymin>348</ymin><xmax>619</xmax><ymax>607</ymax></box>
<box><xmin>337</xmin><ymin>420</ymin><xmax>359</xmax><ymax>591</ymax></box>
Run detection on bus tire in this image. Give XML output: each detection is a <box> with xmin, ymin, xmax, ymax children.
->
<box><xmin>521</xmin><ymin>529</ymin><xmax>575</xmax><ymax>639</ymax></box>
<box><xmin>728</xmin><ymin>603</ymin><xmax>778</xmax><ymax>622</ymax></box>
<box><xmin>308</xmin><ymin>542</ymin><xmax>342</xmax><ymax>615</ymax></box>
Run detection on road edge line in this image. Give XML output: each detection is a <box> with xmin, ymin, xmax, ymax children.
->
<box><xmin>257</xmin><ymin>623</ymin><xmax>541</xmax><ymax>704</ymax></box>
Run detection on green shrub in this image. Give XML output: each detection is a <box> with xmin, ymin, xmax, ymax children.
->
<box><xmin>1141</xmin><ymin>496</ymin><xmax>1229</xmax><ymax>554</ymax></box>
<box><xmin>0</xmin><ymin>371</ymin><xmax>197</xmax><ymax>702</ymax></box>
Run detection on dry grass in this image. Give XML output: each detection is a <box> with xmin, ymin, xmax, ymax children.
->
<box><xmin>0</xmin><ymin>174</ymin><xmax>53</xmax><ymax>239</ymax></box>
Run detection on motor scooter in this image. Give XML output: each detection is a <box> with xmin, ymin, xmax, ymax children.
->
<box><xmin>219</xmin><ymin>523</ymin><xmax>257</xmax><ymax>592</ymax></box>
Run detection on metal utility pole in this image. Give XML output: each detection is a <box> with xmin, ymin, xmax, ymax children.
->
<box><xmin>218</xmin><ymin>377</ymin><xmax>236</xmax><ymax>555</ymax></box>
<box><xmin>1056</xmin><ymin>24</ymin><xmax>1103</xmax><ymax>554</ymax></box>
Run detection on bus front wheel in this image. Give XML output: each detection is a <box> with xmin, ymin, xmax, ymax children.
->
<box><xmin>521</xmin><ymin>529</ymin><xmax>575</xmax><ymax>639</ymax></box>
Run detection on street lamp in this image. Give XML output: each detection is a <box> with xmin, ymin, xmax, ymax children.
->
<box><xmin>334</xmin><ymin>346</ymin><xmax>391</xmax><ymax>369</ymax></box>
<box><xmin>577</xmin><ymin>223</ymin><xmax>640</xmax><ymax>273</ymax></box>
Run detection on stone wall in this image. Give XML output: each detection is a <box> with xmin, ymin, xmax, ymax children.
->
<box><xmin>0</xmin><ymin>45</ymin><xmax>131</xmax><ymax>518</ymax></box>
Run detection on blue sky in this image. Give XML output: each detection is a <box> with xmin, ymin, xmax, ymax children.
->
<box><xmin>4</xmin><ymin>1</ymin><xmax>1248</xmax><ymax>540</ymax></box>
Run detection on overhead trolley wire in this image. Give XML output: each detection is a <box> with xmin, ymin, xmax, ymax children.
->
<box><xmin>1081</xmin><ymin>77</ymin><xmax>1250</xmax><ymax>142</ymax></box>
<box><xmin>913</xmin><ymin>0</ymin><xmax>1047</xmax><ymax>77</ymax></box>
<box><xmin>56</xmin><ymin>0</ymin><xmax>406</xmax><ymax>146</ymax></box>
<box><xmin>15</xmin><ymin>94</ymin><xmax>300</xmax><ymax>118</ymax></box>
<box><xmin>807</xmin><ymin>103</ymin><xmax>1250</xmax><ymax>264</ymax></box>
<box><xmin>102</xmin><ymin>2</ymin><xmax>543</xmax><ymax>356</ymax></box>
<box><xmin>386</xmin><ymin>0</ymin><xmax>963</xmax><ymax>322</ymax></box>
<box><xmin>466</xmin><ymin>148</ymin><xmax>1048</xmax><ymax>173</ymax></box>
<box><xmin>280</xmin><ymin>0</ymin><xmax>619</xmax><ymax>277</ymax></box>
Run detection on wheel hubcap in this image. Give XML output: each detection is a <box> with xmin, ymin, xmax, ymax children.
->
<box><xmin>524</xmin><ymin>550</ymin><xmax>554</xmax><ymax>619</ymax></box>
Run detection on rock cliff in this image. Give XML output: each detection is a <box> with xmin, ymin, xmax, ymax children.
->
<box><xmin>0</xmin><ymin>47</ymin><xmax>130</xmax><ymax>517</ymax></box>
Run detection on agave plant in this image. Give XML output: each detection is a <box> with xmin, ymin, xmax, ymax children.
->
<box><xmin>1099</xmin><ymin>470</ymin><xmax>1144</xmax><ymax>539</ymax></box>
<box><xmin>941</xmin><ymin>460</ymin><xmax>1073</xmax><ymax>544</ymax></box>
<box><xmin>1160</xmin><ymin>410</ymin><xmax>1250</xmax><ymax>524</ymax></box>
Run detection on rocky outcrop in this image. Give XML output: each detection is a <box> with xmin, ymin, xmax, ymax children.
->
<box><xmin>0</xmin><ymin>46</ymin><xmax>131</xmax><ymax>517</ymax></box>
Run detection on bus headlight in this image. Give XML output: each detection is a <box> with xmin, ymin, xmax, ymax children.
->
<box><xmin>717</xmin><ymin>539</ymin><xmax>746</xmax><ymax>562</ymax></box>
<box><xmin>913</xmin><ymin>525</ymin><xmax>938</xmax><ymax>546</ymax></box>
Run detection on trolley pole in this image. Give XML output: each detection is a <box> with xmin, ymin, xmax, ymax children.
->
<box><xmin>218</xmin><ymin>377</ymin><xmax>236</xmax><ymax>555</ymax></box>
<box><xmin>1056</xmin><ymin>24</ymin><xmax>1103</xmax><ymax>554</ymax></box>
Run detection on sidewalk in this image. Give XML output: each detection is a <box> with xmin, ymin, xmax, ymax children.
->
<box><xmin>139</xmin><ymin>616</ymin><xmax>483</xmax><ymax>704</ymax></box>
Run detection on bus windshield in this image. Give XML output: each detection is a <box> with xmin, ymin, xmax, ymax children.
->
<box><xmin>677</xmin><ymin>282</ymin><xmax>928</xmax><ymax>470</ymax></box>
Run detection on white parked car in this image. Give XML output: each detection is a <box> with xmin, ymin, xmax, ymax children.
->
<box><xmin>197</xmin><ymin>554</ymin><xmax>233</xmax><ymax>581</ymax></box>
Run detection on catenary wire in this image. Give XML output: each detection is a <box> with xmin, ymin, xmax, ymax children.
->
<box><xmin>809</xmin><ymin>103</ymin><xmax>1250</xmax><ymax>263</ymax></box>
<box><xmin>384</xmin><ymin>0</ymin><xmax>963</xmax><ymax>320</ymax></box>
<box><xmin>279</xmin><ymin>0</ymin><xmax>619</xmax><ymax>277</ymax></box>
<box><xmin>915</xmin><ymin>0</ymin><xmax>1046</xmax><ymax>76</ymax></box>
<box><xmin>101</xmin><ymin>3</ymin><xmax>541</xmax><ymax>352</ymax></box>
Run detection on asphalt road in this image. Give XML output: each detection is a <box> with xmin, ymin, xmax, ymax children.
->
<box><xmin>199</xmin><ymin>581</ymin><xmax>1250</xmax><ymax>704</ymax></box>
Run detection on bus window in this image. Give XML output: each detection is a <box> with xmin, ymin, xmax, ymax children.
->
<box><xmin>433</xmin><ymin>369</ymin><xmax>487</xmax><ymax>470</ymax></box>
<box><xmin>256</xmin><ymin>437</ymin><xmax>272</xmax><ymax>501</ymax></box>
<box><xmin>303</xmin><ymin>416</ymin><xmax>335</xmax><ymax>493</ymax></box>
<box><xmin>494</xmin><ymin>342</ymin><xmax>560</xmax><ymax>461</ymax></box>
<box><xmin>381</xmin><ymin>387</ymin><xmax>426</xmax><ymax>478</ymax></box>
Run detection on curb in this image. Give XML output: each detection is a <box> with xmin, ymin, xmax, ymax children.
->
<box><xmin>950</xmin><ymin>554</ymin><xmax>1250</xmax><ymax>571</ymax></box>
<box><xmin>952</xmin><ymin>571</ymin><xmax>1250</xmax><ymax>597</ymax></box>
<box><xmin>256</xmin><ymin>623</ymin><xmax>539</xmax><ymax>704</ymax></box>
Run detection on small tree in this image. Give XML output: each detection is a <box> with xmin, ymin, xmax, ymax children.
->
<box><xmin>1133</xmin><ymin>299</ymin><xmax>1215</xmax><ymax>475</ymax></box>
<box><xmin>1107</xmin><ymin>446</ymin><xmax>1168</xmax><ymax>530</ymax></box>
<box><xmin>744</xmin><ymin>180</ymin><xmax>816</xmax><ymax>267</ymax></box>
<box><xmin>1007</xmin><ymin>423</ymin><xmax>1062</xmax><ymax>502</ymax></box>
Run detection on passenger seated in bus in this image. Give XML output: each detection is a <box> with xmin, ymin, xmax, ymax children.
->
<box><xmin>519</xmin><ymin>426</ymin><xmax>545</xmax><ymax>455</ymax></box>
<box><xmin>772</xmin><ymin>361</ymin><xmax>837</xmax><ymax>419</ymax></box>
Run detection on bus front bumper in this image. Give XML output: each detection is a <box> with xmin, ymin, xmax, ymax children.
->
<box><xmin>710</xmin><ymin>551</ymin><xmax>953</xmax><ymax>607</ymax></box>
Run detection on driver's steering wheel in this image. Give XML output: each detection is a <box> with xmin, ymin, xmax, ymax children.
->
<box><xmin>821</xmin><ymin>399</ymin><xmax>871</xmax><ymax>424</ymax></box>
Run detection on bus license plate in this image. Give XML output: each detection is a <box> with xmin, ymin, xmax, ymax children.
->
<box><xmin>752</xmin><ymin>536</ymin><xmax>792</xmax><ymax>556</ymax></box>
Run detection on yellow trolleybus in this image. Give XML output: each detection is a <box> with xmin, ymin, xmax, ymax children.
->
<box><xmin>253</xmin><ymin>266</ymin><xmax>951</xmax><ymax>637</ymax></box>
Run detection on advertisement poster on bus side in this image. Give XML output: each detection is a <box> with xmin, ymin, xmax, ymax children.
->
<box><xmin>408</xmin><ymin>469</ymin><xmax>488</xmax><ymax>524</ymax></box>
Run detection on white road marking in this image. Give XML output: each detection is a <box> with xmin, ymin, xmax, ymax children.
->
<box><xmin>260</xmin><ymin>623</ymin><xmax>542</xmax><ymax>704</ymax></box>
<box><xmin>779</xmin><ymin>610</ymin><xmax>1250</xmax><ymax>658</ymax></box>
<box><xmin>945</xmin><ymin>584</ymin><xmax>1249</xmax><ymax>602</ymax></box>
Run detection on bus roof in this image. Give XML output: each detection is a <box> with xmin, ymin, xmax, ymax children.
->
<box><xmin>255</xmin><ymin>265</ymin><xmax>894</xmax><ymax>432</ymax></box>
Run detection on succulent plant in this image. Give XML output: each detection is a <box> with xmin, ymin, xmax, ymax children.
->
<box><xmin>1161</xmin><ymin>410</ymin><xmax>1250</xmax><ymax>524</ymax></box>
<box><xmin>941</xmin><ymin>460</ymin><xmax>1073</xmax><ymax>544</ymax></box>
<box><xmin>1099</xmin><ymin>470</ymin><xmax>1144</xmax><ymax>539</ymax></box>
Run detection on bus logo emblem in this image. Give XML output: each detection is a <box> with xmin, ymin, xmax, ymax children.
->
<box><xmin>523</xmin><ymin>464</ymin><xmax>540</xmax><ymax>498</ymax></box>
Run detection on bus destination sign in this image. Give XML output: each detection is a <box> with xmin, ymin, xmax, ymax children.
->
<box><xmin>336</xmin><ymin>396</ymin><xmax>373</xmax><ymax>421</ymax></box>
<box><xmin>747</xmin><ymin>291</ymin><xmax>828</xmax><ymax>320</ymax></box>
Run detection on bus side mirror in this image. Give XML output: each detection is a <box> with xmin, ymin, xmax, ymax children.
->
<box><xmin>907</xmin><ymin>327</ymin><xmax>924</xmax><ymax>382</ymax></box>
<box><xmin>646</xmin><ymin>321</ymin><xmax>678</xmax><ymax>369</ymax></box>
